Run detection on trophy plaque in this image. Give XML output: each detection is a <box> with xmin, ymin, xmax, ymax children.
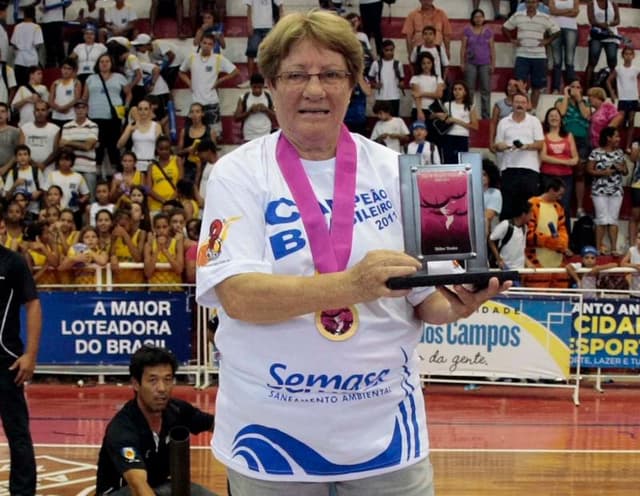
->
<box><xmin>387</xmin><ymin>152</ymin><xmax>519</xmax><ymax>289</ymax></box>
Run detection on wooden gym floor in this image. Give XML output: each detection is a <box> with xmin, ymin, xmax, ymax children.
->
<box><xmin>1</xmin><ymin>382</ymin><xmax>638</xmax><ymax>495</ymax></box>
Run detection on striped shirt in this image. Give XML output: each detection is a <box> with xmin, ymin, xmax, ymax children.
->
<box><xmin>61</xmin><ymin>119</ymin><xmax>99</xmax><ymax>174</ymax></box>
<box><xmin>503</xmin><ymin>11</ymin><xmax>559</xmax><ymax>59</ymax></box>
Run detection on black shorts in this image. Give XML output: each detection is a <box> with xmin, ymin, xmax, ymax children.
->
<box><xmin>631</xmin><ymin>187</ymin><xmax>640</xmax><ymax>207</ymax></box>
<box><xmin>618</xmin><ymin>100</ymin><xmax>639</xmax><ymax>113</ymax></box>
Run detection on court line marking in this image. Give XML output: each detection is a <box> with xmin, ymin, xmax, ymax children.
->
<box><xmin>2</xmin><ymin>444</ymin><xmax>639</xmax><ymax>454</ymax></box>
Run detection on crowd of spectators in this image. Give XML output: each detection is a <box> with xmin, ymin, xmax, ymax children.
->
<box><xmin>1</xmin><ymin>0</ymin><xmax>640</xmax><ymax>290</ymax></box>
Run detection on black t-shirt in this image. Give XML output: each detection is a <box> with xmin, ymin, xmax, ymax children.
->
<box><xmin>0</xmin><ymin>245</ymin><xmax>38</xmax><ymax>363</ymax></box>
<box><xmin>95</xmin><ymin>397</ymin><xmax>214</xmax><ymax>495</ymax></box>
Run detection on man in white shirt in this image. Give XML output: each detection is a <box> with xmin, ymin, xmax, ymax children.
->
<box><xmin>179</xmin><ymin>33</ymin><xmax>239</xmax><ymax>137</ymax></box>
<box><xmin>493</xmin><ymin>92</ymin><xmax>544</xmax><ymax>221</ymax></box>
<box><xmin>502</xmin><ymin>0</ymin><xmax>559</xmax><ymax>112</ymax></box>
<box><xmin>40</xmin><ymin>0</ymin><xmax>66</xmax><ymax>67</ymax></box>
<box><xmin>9</xmin><ymin>5</ymin><xmax>43</xmax><ymax>86</ymax></box>
<box><xmin>102</xmin><ymin>0</ymin><xmax>137</xmax><ymax>42</ymax></box>
<box><xmin>18</xmin><ymin>100</ymin><xmax>59</xmax><ymax>171</ymax></box>
<box><xmin>0</xmin><ymin>57</ymin><xmax>17</xmax><ymax>106</ymax></box>
<box><xmin>60</xmin><ymin>99</ymin><xmax>100</xmax><ymax>197</ymax></box>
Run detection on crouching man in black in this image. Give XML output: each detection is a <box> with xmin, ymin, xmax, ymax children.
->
<box><xmin>96</xmin><ymin>345</ymin><xmax>216</xmax><ymax>495</ymax></box>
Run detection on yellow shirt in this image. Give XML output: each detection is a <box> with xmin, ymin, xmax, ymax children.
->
<box><xmin>148</xmin><ymin>238</ymin><xmax>182</xmax><ymax>290</ymax></box>
<box><xmin>148</xmin><ymin>156</ymin><xmax>180</xmax><ymax>212</ymax></box>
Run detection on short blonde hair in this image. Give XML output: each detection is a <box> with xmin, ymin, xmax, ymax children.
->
<box><xmin>587</xmin><ymin>87</ymin><xmax>607</xmax><ymax>101</ymax></box>
<box><xmin>258</xmin><ymin>10</ymin><xmax>363</xmax><ymax>86</ymax></box>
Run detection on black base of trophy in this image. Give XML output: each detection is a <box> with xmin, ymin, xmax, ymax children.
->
<box><xmin>386</xmin><ymin>270</ymin><xmax>519</xmax><ymax>290</ymax></box>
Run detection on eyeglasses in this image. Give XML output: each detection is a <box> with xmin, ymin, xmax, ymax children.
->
<box><xmin>274</xmin><ymin>70</ymin><xmax>351</xmax><ymax>87</ymax></box>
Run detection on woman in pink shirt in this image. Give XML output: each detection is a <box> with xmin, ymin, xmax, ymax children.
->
<box><xmin>588</xmin><ymin>86</ymin><xmax>623</xmax><ymax>149</ymax></box>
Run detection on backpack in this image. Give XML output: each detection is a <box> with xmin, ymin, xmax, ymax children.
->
<box><xmin>376</xmin><ymin>58</ymin><xmax>403</xmax><ymax>87</ymax></box>
<box><xmin>592</xmin><ymin>67</ymin><xmax>612</xmax><ymax>96</ymax></box>
<box><xmin>360</xmin><ymin>40</ymin><xmax>373</xmax><ymax>76</ymax></box>
<box><xmin>12</xmin><ymin>165</ymin><xmax>41</xmax><ymax>193</ymax></box>
<box><xmin>570</xmin><ymin>215</ymin><xmax>596</xmax><ymax>254</ymax></box>
<box><xmin>241</xmin><ymin>91</ymin><xmax>273</xmax><ymax>113</ymax></box>
<box><xmin>488</xmin><ymin>223</ymin><xmax>516</xmax><ymax>268</ymax></box>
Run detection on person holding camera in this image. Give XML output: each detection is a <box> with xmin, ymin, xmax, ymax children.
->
<box><xmin>493</xmin><ymin>92</ymin><xmax>544</xmax><ymax>221</ymax></box>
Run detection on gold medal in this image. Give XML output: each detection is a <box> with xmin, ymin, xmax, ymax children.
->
<box><xmin>315</xmin><ymin>305</ymin><xmax>359</xmax><ymax>341</ymax></box>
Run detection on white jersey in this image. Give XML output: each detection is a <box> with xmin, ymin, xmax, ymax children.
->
<box><xmin>10</xmin><ymin>22</ymin><xmax>43</xmax><ymax>67</ymax></box>
<box><xmin>615</xmin><ymin>64</ymin><xmax>640</xmax><ymax>101</ymax></box>
<box><xmin>196</xmin><ymin>131</ymin><xmax>458</xmax><ymax>482</ymax></box>
<box><xmin>51</xmin><ymin>79</ymin><xmax>77</xmax><ymax>122</ymax></box>
<box><xmin>45</xmin><ymin>170</ymin><xmax>89</xmax><ymax>210</ymax></box>
<box><xmin>73</xmin><ymin>42</ymin><xmax>108</xmax><ymax>76</ymax></box>
<box><xmin>180</xmin><ymin>52</ymin><xmax>236</xmax><ymax>106</ymax></box>
<box><xmin>19</xmin><ymin>122</ymin><xmax>59</xmax><ymax>166</ymax></box>
<box><xmin>11</xmin><ymin>84</ymin><xmax>49</xmax><ymax>126</ymax></box>
<box><xmin>407</xmin><ymin>140</ymin><xmax>441</xmax><ymax>165</ymax></box>
<box><xmin>370</xmin><ymin>117</ymin><xmax>410</xmax><ymax>153</ymax></box>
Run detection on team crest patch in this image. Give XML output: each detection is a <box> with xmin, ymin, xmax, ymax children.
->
<box><xmin>121</xmin><ymin>447</ymin><xmax>140</xmax><ymax>463</ymax></box>
<box><xmin>197</xmin><ymin>216</ymin><xmax>241</xmax><ymax>266</ymax></box>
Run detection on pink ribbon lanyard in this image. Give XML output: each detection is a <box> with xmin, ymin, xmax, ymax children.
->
<box><xmin>275</xmin><ymin>125</ymin><xmax>357</xmax><ymax>273</ymax></box>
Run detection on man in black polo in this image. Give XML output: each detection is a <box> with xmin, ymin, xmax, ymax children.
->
<box><xmin>96</xmin><ymin>345</ymin><xmax>216</xmax><ymax>495</ymax></box>
<box><xmin>0</xmin><ymin>243</ymin><xmax>42</xmax><ymax>496</ymax></box>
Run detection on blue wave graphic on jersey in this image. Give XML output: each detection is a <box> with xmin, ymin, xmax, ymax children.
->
<box><xmin>232</xmin><ymin>349</ymin><xmax>421</xmax><ymax>475</ymax></box>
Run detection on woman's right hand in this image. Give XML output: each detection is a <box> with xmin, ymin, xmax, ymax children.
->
<box><xmin>345</xmin><ymin>250</ymin><xmax>422</xmax><ymax>302</ymax></box>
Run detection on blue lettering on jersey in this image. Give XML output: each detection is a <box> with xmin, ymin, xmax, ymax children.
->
<box><xmin>266</xmin><ymin>189</ymin><xmax>397</xmax><ymax>260</ymax></box>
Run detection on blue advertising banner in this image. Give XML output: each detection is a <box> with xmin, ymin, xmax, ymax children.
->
<box><xmin>25</xmin><ymin>291</ymin><xmax>193</xmax><ymax>365</ymax></box>
<box><xmin>571</xmin><ymin>300</ymin><xmax>640</xmax><ymax>368</ymax></box>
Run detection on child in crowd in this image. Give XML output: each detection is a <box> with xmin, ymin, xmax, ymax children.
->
<box><xmin>607</xmin><ymin>46</ymin><xmax>640</xmax><ymax>151</ymax></box>
<box><xmin>144</xmin><ymin>212</ymin><xmax>184</xmax><ymax>290</ymax></box>
<box><xmin>233</xmin><ymin>72</ymin><xmax>275</xmax><ymax>143</ymax></box>
<box><xmin>11</xmin><ymin>65</ymin><xmax>48</xmax><ymax>126</ymax></box>
<box><xmin>130</xmin><ymin>199</ymin><xmax>150</xmax><ymax>233</ymax></box>
<box><xmin>184</xmin><ymin>218</ymin><xmax>201</xmax><ymax>284</ymax></box>
<box><xmin>87</xmin><ymin>180</ymin><xmax>115</xmax><ymax>227</ymax></box>
<box><xmin>44</xmin><ymin>205</ymin><xmax>61</xmax><ymax>227</ymax></box>
<box><xmin>49</xmin><ymin>58</ymin><xmax>81</xmax><ymax>129</ymax></box>
<box><xmin>194</xmin><ymin>141</ymin><xmax>215</xmax><ymax>206</ymax></box>
<box><xmin>409</xmin><ymin>25</ymin><xmax>449</xmax><ymax>81</ymax></box>
<box><xmin>406</xmin><ymin>121</ymin><xmax>441</xmax><ymax>164</ymax></box>
<box><xmin>436</xmin><ymin>80</ymin><xmax>479</xmax><ymax>164</ymax></box>
<box><xmin>3</xmin><ymin>144</ymin><xmax>44</xmax><ymax>219</ymax></box>
<box><xmin>368</xmin><ymin>39</ymin><xmax>405</xmax><ymax>117</ymax></box>
<box><xmin>410</xmin><ymin>51</ymin><xmax>445</xmax><ymax>124</ymax></box>
<box><xmin>45</xmin><ymin>185</ymin><xmax>63</xmax><ymax>209</ymax></box>
<box><xmin>23</xmin><ymin>221</ymin><xmax>59</xmax><ymax>285</ymax></box>
<box><xmin>3</xmin><ymin>200</ymin><xmax>25</xmax><ymax>251</ymax></box>
<box><xmin>194</xmin><ymin>8</ymin><xmax>225</xmax><ymax>54</ymax></box>
<box><xmin>147</xmin><ymin>136</ymin><xmax>182</xmax><ymax>215</ymax></box>
<box><xmin>566</xmin><ymin>245</ymin><xmax>618</xmax><ymax>297</ymax></box>
<box><xmin>46</xmin><ymin>148</ymin><xmax>90</xmax><ymax>216</ymax></box>
<box><xmin>59</xmin><ymin>225</ymin><xmax>108</xmax><ymax>289</ymax></box>
<box><xmin>621</xmin><ymin>232</ymin><xmax>640</xmax><ymax>291</ymax></box>
<box><xmin>488</xmin><ymin>200</ymin><xmax>533</xmax><ymax>270</ymax></box>
<box><xmin>176</xmin><ymin>179</ymin><xmax>199</xmax><ymax>221</ymax></box>
<box><xmin>110</xmin><ymin>207</ymin><xmax>146</xmax><ymax>287</ymax></box>
<box><xmin>95</xmin><ymin>208</ymin><xmax>113</xmax><ymax>253</ymax></box>
<box><xmin>370</xmin><ymin>100</ymin><xmax>410</xmax><ymax>153</ymax></box>
<box><xmin>52</xmin><ymin>208</ymin><xmax>79</xmax><ymax>261</ymax></box>
<box><xmin>110</xmin><ymin>151</ymin><xmax>144</xmax><ymax>207</ymax></box>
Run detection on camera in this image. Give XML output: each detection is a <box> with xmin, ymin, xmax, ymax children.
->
<box><xmin>513</xmin><ymin>140</ymin><xmax>523</xmax><ymax>149</ymax></box>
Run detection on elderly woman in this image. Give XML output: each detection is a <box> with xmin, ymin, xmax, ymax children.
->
<box><xmin>588</xmin><ymin>86</ymin><xmax>623</xmax><ymax>150</ymax></box>
<box><xmin>195</xmin><ymin>10</ymin><xmax>508</xmax><ymax>496</ymax></box>
<box><xmin>587</xmin><ymin>127</ymin><xmax>628</xmax><ymax>255</ymax></box>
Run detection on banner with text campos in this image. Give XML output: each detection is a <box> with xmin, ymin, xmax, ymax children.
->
<box><xmin>28</xmin><ymin>291</ymin><xmax>193</xmax><ymax>364</ymax></box>
<box><xmin>571</xmin><ymin>300</ymin><xmax>640</xmax><ymax>369</ymax></box>
<box><xmin>417</xmin><ymin>297</ymin><xmax>573</xmax><ymax>379</ymax></box>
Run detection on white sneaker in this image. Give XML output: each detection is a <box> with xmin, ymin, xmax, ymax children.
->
<box><xmin>237</xmin><ymin>80</ymin><xmax>251</xmax><ymax>89</ymax></box>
